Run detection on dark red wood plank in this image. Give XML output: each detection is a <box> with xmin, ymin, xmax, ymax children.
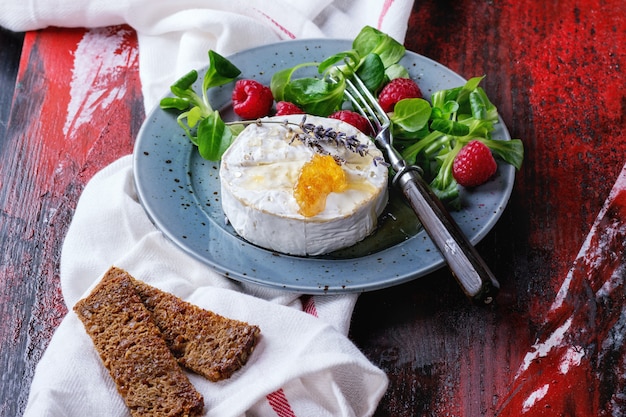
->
<box><xmin>0</xmin><ymin>26</ymin><xmax>143</xmax><ymax>416</ymax></box>
<box><xmin>496</xmin><ymin>164</ymin><xmax>626</xmax><ymax>415</ymax></box>
<box><xmin>352</xmin><ymin>0</ymin><xmax>626</xmax><ymax>416</ymax></box>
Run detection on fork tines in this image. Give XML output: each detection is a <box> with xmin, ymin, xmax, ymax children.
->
<box><xmin>343</xmin><ymin>76</ymin><xmax>388</xmax><ymax>133</ymax></box>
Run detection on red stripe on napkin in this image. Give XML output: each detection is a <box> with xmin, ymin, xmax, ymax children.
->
<box><xmin>264</xmin><ymin>297</ymin><xmax>319</xmax><ymax>416</ymax></box>
<box><xmin>267</xmin><ymin>389</ymin><xmax>297</xmax><ymax>417</ymax></box>
<box><xmin>254</xmin><ymin>9</ymin><xmax>296</xmax><ymax>39</ymax></box>
<box><xmin>377</xmin><ymin>0</ymin><xmax>396</xmax><ymax>29</ymax></box>
<box><xmin>300</xmin><ymin>295</ymin><xmax>319</xmax><ymax>317</ymax></box>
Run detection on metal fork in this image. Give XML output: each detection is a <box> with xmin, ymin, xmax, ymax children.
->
<box><xmin>344</xmin><ymin>75</ymin><xmax>500</xmax><ymax>304</ymax></box>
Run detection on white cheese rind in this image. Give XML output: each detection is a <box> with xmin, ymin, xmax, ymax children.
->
<box><xmin>220</xmin><ymin>115</ymin><xmax>389</xmax><ymax>256</ymax></box>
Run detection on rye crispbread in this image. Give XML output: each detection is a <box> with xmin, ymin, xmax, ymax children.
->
<box><xmin>130</xmin><ymin>276</ymin><xmax>261</xmax><ymax>382</ymax></box>
<box><xmin>73</xmin><ymin>268</ymin><xmax>204</xmax><ymax>417</ymax></box>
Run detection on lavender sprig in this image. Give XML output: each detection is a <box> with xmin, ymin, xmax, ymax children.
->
<box><xmin>228</xmin><ymin>116</ymin><xmax>390</xmax><ymax>167</ymax></box>
<box><xmin>291</xmin><ymin>116</ymin><xmax>389</xmax><ymax>167</ymax></box>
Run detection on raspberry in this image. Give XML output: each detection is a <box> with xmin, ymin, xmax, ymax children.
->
<box><xmin>328</xmin><ymin>110</ymin><xmax>372</xmax><ymax>136</ymax></box>
<box><xmin>452</xmin><ymin>140</ymin><xmax>498</xmax><ymax>187</ymax></box>
<box><xmin>378</xmin><ymin>77</ymin><xmax>423</xmax><ymax>113</ymax></box>
<box><xmin>232</xmin><ymin>79</ymin><xmax>274</xmax><ymax>119</ymax></box>
<box><xmin>275</xmin><ymin>101</ymin><xmax>304</xmax><ymax>116</ymax></box>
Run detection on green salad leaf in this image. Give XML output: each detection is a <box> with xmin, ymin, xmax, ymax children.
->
<box><xmin>159</xmin><ymin>50</ymin><xmax>241</xmax><ymax>161</ymax></box>
<box><xmin>352</xmin><ymin>25</ymin><xmax>406</xmax><ymax>69</ymax></box>
<box><xmin>269</xmin><ymin>25</ymin><xmax>407</xmax><ymax>114</ymax></box>
<box><xmin>283</xmin><ymin>76</ymin><xmax>345</xmax><ymax>116</ymax></box>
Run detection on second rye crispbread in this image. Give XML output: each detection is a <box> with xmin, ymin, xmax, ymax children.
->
<box><xmin>130</xmin><ymin>274</ymin><xmax>260</xmax><ymax>382</ymax></box>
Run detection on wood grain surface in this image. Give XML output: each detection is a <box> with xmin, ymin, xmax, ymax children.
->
<box><xmin>0</xmin><ymin>26</ymin><xmax>143</xmax><ymax>416</ymax></box>
<box><xmin>1</xmin><ymin>1</ymin><xmax>626</xmax><ymax>416</ymax></box>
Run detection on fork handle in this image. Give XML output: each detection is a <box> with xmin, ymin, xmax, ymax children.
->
<box><xmin>394</xmin><ymin>168</ymin><xmax>500</xmax><ymax>304</ymax></box>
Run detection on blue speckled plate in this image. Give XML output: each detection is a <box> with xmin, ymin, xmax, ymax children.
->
<box><xmin>133</xmin><ymin>39</ymin><xmax>515</xmax><ymax>294</ymax></box>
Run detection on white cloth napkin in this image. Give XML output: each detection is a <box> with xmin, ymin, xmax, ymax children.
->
<box><xmin>1</xmin><ymin>1</ymin><xmax>417</xmax><ymax>415</ymax></box>
<box><xmin>1</xmin><ymin>0</ymin><xmax>414</xmax><ymax>111</ymax></box>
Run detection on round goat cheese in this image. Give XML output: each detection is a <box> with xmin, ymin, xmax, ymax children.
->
<box><xmin>220</xmin><ymin>115</ymin><xmax>389</xmax><ymax>256</ymax></box>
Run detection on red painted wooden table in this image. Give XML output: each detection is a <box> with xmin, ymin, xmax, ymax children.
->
<box><xmin>2</xmin><ymin>1</ymin><xmax>626</xmax><ymax>416</ymax></box>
